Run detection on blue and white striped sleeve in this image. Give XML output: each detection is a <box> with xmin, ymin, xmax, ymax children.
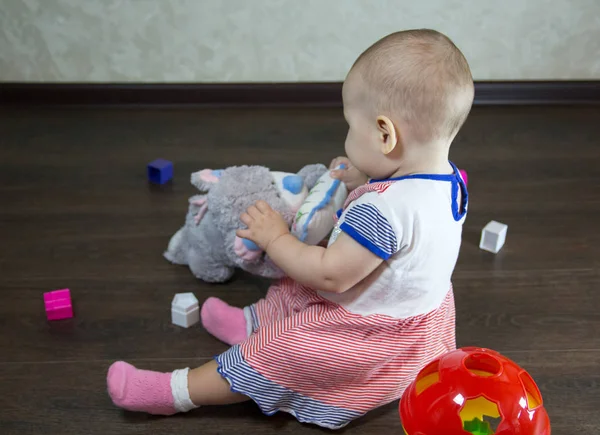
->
<box><xmin>339</xmin><ymin>203</ymin><xmax>399</xmax><ymax>259</ymax></box>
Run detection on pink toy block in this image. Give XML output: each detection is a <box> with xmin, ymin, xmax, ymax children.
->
<box><xmin>459</xmin><ymin>169</ymin><xmax>468</xmax><ymax>187</ymax></box>
<box><xmin>44</xmin><ymin>288</ymin><xmax>73</xmax><ymax>320</ymax></box>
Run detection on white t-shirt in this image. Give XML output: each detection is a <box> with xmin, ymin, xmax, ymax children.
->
<box><xmin>320</xmin><ymin>164</ymin><xmax>468</xmax><ymax>319</ymax></box>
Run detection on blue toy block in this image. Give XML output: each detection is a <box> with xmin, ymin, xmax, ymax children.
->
<box><xmin>147</xmin><ymin>159</ymin><xmax>173</xmax><ymax>184</ymax></box>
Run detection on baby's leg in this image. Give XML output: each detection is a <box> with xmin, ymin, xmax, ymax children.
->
<box><xmin>187</xmin><ymin>360</ymin><xmax>248</xmax><ymax>405</ymax></box>
<box><xmin>107</xmin><ymin>359</ymin><xmax>248</xmax><ymax>415</ymax></box>
<box><xmin>201</xmin><ymin>297</ymin><xmax>250</xmax><ymax>345</ymax></box>
<box><xmin>201</xmin><ymin>278</ymin><xmax>298</xmax><ymax>345</ymax></box>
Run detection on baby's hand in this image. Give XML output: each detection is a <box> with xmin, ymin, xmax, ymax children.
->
<box><xmin>237</xmin><ymin>201</ymin><xmax>290</xmax><ymax>251</ymax></box>
<box><xmin>329</xmin><ymin>156</ymin><xmax>368</xmax><ymax>191</ymax></box>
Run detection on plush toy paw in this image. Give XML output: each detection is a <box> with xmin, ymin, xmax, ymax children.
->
<box><xmin>233</xmin><ymin>236</ymin><xmax>262</xmax><ymax>261</ymax></box>
<box><xmin>188</xmin><ymin>196</ymin><xmax>208</xmax><ymax>225</ymax></box>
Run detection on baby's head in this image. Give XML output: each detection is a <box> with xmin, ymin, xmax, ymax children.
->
<box><xmin>342</xmin><ymin>29</ymin><xmax>474</xmax><ymax>179</ymax></box>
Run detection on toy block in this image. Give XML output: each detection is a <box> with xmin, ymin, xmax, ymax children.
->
<box><xmin>171</xmin><ymin>292</ymin><xmax>200</xmax><ymax>328</ymax></box>
<box><xmin>44</xmin><ymin>288</ymin><xmax>73</xmax><ymax>320</ymax></box>
<box><xmin>459</xmin><ymin>169</ymin><xmax>468</xmax><ymax>187</ymax></box>
<box><xmin>480</xmin><ymin>220</ymin><xmax>508</xmax><ymax>253</ymax></box>
<box><xmin>147</xmin><ymin>158</ymin><xmax>173</xmax><ymax>184</ymax></box>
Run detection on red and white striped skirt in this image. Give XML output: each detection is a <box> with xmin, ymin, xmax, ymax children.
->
<box><xmin>216</xmin><ymin>277</ymin><xmax>456</xmax><ymax>429</ymax></box>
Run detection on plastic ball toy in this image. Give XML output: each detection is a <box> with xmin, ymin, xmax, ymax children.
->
<box><xmin>400</xmin><ymin>347</ymin><xmax>550</xmax><ymax>435</ymax></box>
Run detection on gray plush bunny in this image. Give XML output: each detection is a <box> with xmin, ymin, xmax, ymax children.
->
<box><xmin>164</xmin><ymin>164</ymin><xmax>327</xmax><ymax>283</ymax></box>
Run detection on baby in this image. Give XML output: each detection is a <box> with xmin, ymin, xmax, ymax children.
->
<box><xmin>106</xmin><ymin>28</ymin><xmax>474</xmax><ymax>429</ymax></box>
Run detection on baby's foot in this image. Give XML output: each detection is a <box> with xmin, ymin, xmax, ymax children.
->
<box><xmin>201</xmin><ymin>297</ymin><xmax>249</xmax><ymax>345</ymax></box>
<box><xmin>107</xmin><ymin>361</ymin><xmax>196</xmax><ymax>415</ymax></box>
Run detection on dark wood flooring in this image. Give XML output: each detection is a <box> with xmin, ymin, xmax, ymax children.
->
<box><xmin>0</xmin><ymin>105</ymin><xmax>599</xmax><ymax>434</ymax></box>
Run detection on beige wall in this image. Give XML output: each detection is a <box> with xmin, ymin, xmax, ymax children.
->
<box><xmin>1</xmin><ymin>0</ymin><xmax>599</xmax><ymax>82</ymax></box>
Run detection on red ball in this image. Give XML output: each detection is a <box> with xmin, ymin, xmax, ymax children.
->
<box><xmin>399</xmin><ymin>347</ymin><xmax>550</xmax><ymax>435</ymax></box>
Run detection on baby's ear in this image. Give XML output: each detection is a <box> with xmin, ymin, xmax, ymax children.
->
<box><xmin>191</xmin><ymin>169</ymin><xmax>223</xmax><ymax>191</ymax></box>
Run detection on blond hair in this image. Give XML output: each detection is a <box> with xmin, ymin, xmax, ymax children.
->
<box><xmin>351</xmin><ymin>29</ymin><xmax>474</xmax><ymax>144</ymax></box>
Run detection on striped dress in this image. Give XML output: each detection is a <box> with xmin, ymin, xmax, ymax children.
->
<box><xmin>216</xmin><ymin>165</ymin><xmax>467</xmax><ymax>429</ymax></box>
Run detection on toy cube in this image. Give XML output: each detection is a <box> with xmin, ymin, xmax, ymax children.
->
<box><xmin>147</xmin><ymin>158</ymin><xmax>173</xmax><ymax>184</ymax></box>
<box><xmin>44</xmin><ymin>288</ymin><xmax>73</xmax><ymax>320</ymax></box>
<box><xmin>480</xmin><ymin>220</ymin><xmax>508</xmax><ymax>253</ymax></box>
<box><xmin>171</xmin><ymin>293</ymin><xmax>200</xmax><ymax>328</ymax></box>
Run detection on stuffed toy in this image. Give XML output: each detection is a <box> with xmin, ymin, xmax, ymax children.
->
<box><xmin>164</xmin><ymin>163</ymin><xmax>347</xmax><ymax>283</ymax></box>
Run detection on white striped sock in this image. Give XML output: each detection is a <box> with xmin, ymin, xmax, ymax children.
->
<box><xmin>170</xmin><ymin>368</ymin><xmax>198</xmax><ymax>412</ymax></box>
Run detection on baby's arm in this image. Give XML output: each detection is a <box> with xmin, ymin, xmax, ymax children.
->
<box><xmin>237</xmin><ymin>201</ymin><xmax>383</xmax><ymax>293</ymax></box>
<box><xmin>268</xmin><ymin>231</ymin><xmax>381</xmax><ymax>292</ymax></box>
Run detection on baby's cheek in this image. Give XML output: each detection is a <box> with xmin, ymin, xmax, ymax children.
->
<box><xmin>345</xmin><ymin>135</ymin><xmax>358</xmax><ymax>159</ymax></box>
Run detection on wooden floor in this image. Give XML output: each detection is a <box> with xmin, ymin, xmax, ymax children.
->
<box><xmin>0</xmin><ymin>105</ymin><xmax>599</xmax><ymax>434</ymax></box>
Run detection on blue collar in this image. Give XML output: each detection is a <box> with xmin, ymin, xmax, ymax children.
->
<box><xmin>369</xmin><ymin>162</ymin><xmax>468</xmax><ymax>222</ymax></box>
<box><xmin>369</xmin><ymin>162</ymin><xmax>460</xmax><ymax>183</ymax></box>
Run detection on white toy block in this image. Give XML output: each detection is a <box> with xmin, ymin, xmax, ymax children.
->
<box><xmin>479</xmin><ymin>220</ymin><xmax>508</xmax><ymax>253</ymax></box>
<box><xmin>171</xmin><ymin>292</ymin><xmax>200</xmax><ymax>328</ymax></box>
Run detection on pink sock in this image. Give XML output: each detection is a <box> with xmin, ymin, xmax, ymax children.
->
<box><xmin>107</xmin><ymin>361</ymin><xmax>197</xmax><ymax>415</ymax></box>
<box><xmin>201</xmin><ymin>297</ymin><xmax>249</xmax><ymax>345</ymax></box>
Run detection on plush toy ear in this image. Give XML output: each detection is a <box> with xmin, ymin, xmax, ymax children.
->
<box><xmin>190</xmin><ymin>169</ymin><xmax>223</xmax><ymax>191</ymax></box>
<box><xmin>297</xmin><ymin>163</ymin><xmax>328</xmax><ymax>190</ymax></box>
